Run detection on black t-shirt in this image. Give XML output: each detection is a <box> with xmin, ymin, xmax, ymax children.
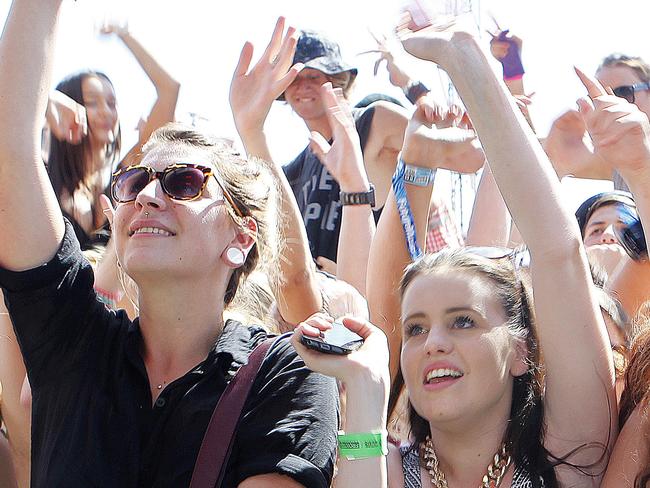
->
<box><xmin>283</xmin><ymin>106</ymin><xmax>380</xmax><ymax>262</ymax></box>
<box><xmin>0</xmin><ymin>220</ymin><xmax>339</xmax><ymax>487</ymax></box>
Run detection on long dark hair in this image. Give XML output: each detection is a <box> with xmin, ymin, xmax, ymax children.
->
<box><xmin>619</xmin><ymin>304</ymin><xmax>650</xmax><ymax>488</ymax></box>
<box><xmin>396</xmin><ymin>250</ymin><xmax>555</xmax><ymax>487</ymax></box>
<box><xmin>47</xmin><ymin>71</ymin><xmax>121</xmax><ymax>229</ymax></box>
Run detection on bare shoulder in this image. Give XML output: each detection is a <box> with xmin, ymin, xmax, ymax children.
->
<box><xmin>601</xmin><ymin>403</ymin><xmax>650</xmax><ymax>488</ymax></box>
<box><xmin>364</xmin><ymin>101</ymin><xmax>409</xmax><ymax>173</ymax></box>
<box><xmin>387</xmin><ymin>443</ymin><xmax>406</xmax><ymax>488</ymax></box>
<box><xmin>368</xmin><ymin>101</ymin><xmax>409</xmax><ymax>127</ymax></box>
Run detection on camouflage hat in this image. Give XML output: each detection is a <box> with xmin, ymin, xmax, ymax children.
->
<box><xmin>277</xmin><ymin>30</ymin><xmax>358</xmax><ymax>101</ymax></box>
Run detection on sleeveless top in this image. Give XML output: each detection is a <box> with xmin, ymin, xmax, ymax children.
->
<box><xmin>400</xmin><ymin>445</ymin><xmax>544</xmax><ymax>488</ymax></box>
<box><xmin>282</xmin><ymin>106</ymin><xmax>379</xmax><ymax>263</ymax></box>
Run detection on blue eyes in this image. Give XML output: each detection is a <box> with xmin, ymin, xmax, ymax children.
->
<box><xmin>453</xmin><ymin>315</ymin><xmax>475</xmax><ymax>329</ymax></box>
<box><xmin>406</xmin><ymin>324</ymin><xmax>426</xmax><ymax>337</ymax></box>
<box><xmin>405</xmin><ymin>316</ymin><xmax>476</xmax><ymax>337</ymax></box>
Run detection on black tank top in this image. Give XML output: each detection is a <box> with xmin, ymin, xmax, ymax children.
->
<box><xmin>282</xmin><ymin>106</ymin><xmax>379</xmax><ymax>263</ymax></box>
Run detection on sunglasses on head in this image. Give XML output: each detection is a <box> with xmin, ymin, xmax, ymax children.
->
<box><xmin>463</xmin><ymin>246</ymin><xmax>530</xmax><ymax>269</ymax></box>
<box><xmin>612</xmin><ymin>82</ymin><xmax>650</xmax><ymax>104</ymax></box>
<box><xmin>111</xmin><ymin>163</ymin><xmax>243</xmax><ymax>217</ymax></box>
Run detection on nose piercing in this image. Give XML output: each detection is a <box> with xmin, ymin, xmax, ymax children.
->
<box><xmin>144</xmin><ymin>211</ymin><xmax>149</xmax><ymax>217</ymax></box>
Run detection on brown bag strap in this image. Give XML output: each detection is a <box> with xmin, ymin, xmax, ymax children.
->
<box><xmin>189</xmin><ymin>337</ymin><xmax>276</xmax><ymax>488</ymax></box>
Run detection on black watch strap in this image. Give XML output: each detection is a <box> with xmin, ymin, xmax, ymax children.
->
<box><xmin>404</xmin><ymin>81</ymin><xmax>430</xmax><ymax>105</ymax></box>
<box><xmin>339</xmin><ymin>184</ymin><xmax>376</xmax><ymax>207</ymax></box>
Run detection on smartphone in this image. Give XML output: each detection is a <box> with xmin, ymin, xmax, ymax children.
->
<box><xmin>300</xmin><ymin>320</ymin><xmax>364</xmax><ymax>355</ymax></box>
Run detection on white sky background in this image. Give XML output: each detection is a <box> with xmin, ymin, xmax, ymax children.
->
<box><xmin>2</xmin><ymin>0</ymin><xmax>648</xmax><ymax>220</ymax></box>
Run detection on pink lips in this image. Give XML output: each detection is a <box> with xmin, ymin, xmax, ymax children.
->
<box><xmin>422</xmin><ymin>361</ymin><xmax>464</xmax><ymax>391</ymax></box>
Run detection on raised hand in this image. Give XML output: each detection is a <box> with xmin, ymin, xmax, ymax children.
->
<box><xmin>308</xmin><ymin>83</ymin><xmax>368</xmax><ymax>192</ymax></box>
<box><xmin>587</xmin><ymin>244</ymin><xmax>628</xmax><ymax>279</ymax></box>
<box><xmin>488</xmin><ymin>29</ymin><xmax>523</xmax><ymax>65</ymax></box>
<box><xmin>364</xmin><ymin>31</ymin><xmax>412</xmax><ymax>89</ymax></box>
<box><xmin>396</xmin><ymin>10</ymin><xmax>479</xmax><ymax>69</ymax></box>
<box><xmin>229</xmin><ymin>17</ymin><xmax>302</xmax><ymax>135</ymax></box>
<box><xmin>291</xmin><ymin>313</ymin><xmax>390</xmax><ymax>384</ymax></box>
<box><xmin>576</xmin><ymin>67</ymin><xmax>650</xmax><ymax>178</ymax></box>
<box><xmin>45</xmin><ymin>90</ymin><xmax>87</xmax><ymax>144</ymax></box>
<box><xmin>544</xmin><ymin>109</ymin><xmax>598</xmax><ymax>177</ymax></box>
<box><xmin>401</xmin><ymin>101</ymin><xmax>476</xmax><ymax>169</ymax></box>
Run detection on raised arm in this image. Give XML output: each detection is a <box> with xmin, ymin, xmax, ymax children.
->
<box><xmin>0</xmin><ymin>0</ymin><xmax>65</xmax><ymax>270</ymax></box>
<box><xmin>466</xmin><ymin>32</ymin><xmax>535</xmax><ymax>248</ymax></box>
<box><xmin>100</xmin><ymin>23</ymin><xmax>180</xmax><ymax>164</ymax></box>
<box><xmin>465</xmin><ymin>163</ymin><xmax>511</xmax><ymax>247</ymax></box>
<box><xmin>401</xmin><ymin>20</ymin><xmax>615</xmax><ymax>484</ymax></box>
<box><xmin>367</xmin><ymin>106</ymin><xmax>463</xmax><ymax>381</ymax></box>
<box><xmin>309</xmin><ymin>83</ymin><xmax>375</xmax><ymax>295</ymax></box>
<box><xmin>229</xmin><ymin>18</ymin><xmax>321</xmax><ymax>325</ymax></box>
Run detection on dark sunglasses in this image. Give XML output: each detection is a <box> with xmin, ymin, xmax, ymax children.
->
<box><xmin>111</xmin><ymin>163</ymin><xmax>243</xmax><ymax>217</ymax></box>
<box><xmin>612</xmin><ymin>82</ymin><xmax>650</xmax><ymax>104</ymax></box>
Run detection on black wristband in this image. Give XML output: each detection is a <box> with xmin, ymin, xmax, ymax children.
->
<box><xmin>339</xmin><ymin>184</ymin><xmax>375</xmax><ymax>207</ymax></box>
<box><xmin>404</xmin><ymin>81</ymin><xmax>430</xmax><ymax>105</ymax></box>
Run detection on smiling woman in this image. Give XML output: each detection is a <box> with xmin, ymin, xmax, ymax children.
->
<box><xmin>0</xmin><ymin>1</ymin><xmax>339</xmax><ymax>487</ymax></box>
<box><xmin>291</xmin><ymin>13</ymin><xmax>616</xmax><ymax>488</ymax></box>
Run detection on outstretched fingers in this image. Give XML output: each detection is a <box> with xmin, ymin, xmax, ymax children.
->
<box><xmin>273</xmin><ymin>26</ymin><xmax>299</xmax><ymax>74</ymax></box>
<box><xmin>261</xmin><ymin>16</ymin><xmax>287</xmax><ymax>63</ymax></box>
<box><xmin>574</xmin><ymin>66</ymin><xmax>607</xmax><ymax>99</ymax></box>
<box><xmin>233</xmin><ymin>42</ymin><xmax>254</xmax><ymax>78</ymax></box>
<box><xmin>276</xmin><ymin>62</ymin><xmax>304</xmax><ymax>94</ymax></box>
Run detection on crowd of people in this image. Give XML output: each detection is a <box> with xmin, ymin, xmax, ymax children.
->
<box><xmin>0</xmin><ymin>0</ymin><xmax>649</xmax><ymax>487</ymax></box>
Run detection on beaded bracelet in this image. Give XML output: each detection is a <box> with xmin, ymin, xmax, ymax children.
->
<box><xmin>338</xmin><ymin>430</ymin><xmax>388</xmax><ymax>460</ymax></box>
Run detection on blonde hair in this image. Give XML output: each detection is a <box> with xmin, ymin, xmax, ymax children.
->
<box><xmin>600</xmin><ymin>53</ymin><xmax>650</xmax><ymax>83</ymax></box>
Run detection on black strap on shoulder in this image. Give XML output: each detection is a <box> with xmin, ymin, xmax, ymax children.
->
<box><xmin>189</xmin><ymin>337</ymin><xmax>276</xmax><ymax>488</ymax></box>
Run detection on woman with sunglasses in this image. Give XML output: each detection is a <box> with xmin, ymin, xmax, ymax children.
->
<box><xmin>0</xmin><ymin>17</ymin><xmax>182</xmax><ymax>487</ymax></box>
<box><xmin>0</xmin><ymin>1</ymin><xmax>338</xmax><ymax>487</ymax></box>
<box><xmin>294</xmin><ymin>14</ymin><xmax>616</xmax><ymax>488</ymax></box>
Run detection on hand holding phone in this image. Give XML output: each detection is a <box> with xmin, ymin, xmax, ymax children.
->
<box><xmin>300</xmin><ymin>320</ymin><xmax>364</xmax><ymax>355</ymax></box>
<box><xmin>293</xmin><ymin>314</ymin><xmax>390</xmax><ymax>387</ymax></box>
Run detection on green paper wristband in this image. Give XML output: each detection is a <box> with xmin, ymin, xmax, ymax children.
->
<box><xmin>338</xmin><ymin>431</ymin><xmax>388</xmax><ymax>460</ymax></box>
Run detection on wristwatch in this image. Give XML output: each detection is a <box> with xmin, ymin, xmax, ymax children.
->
<box><xmin>339</xmin><ymin>184</ymin><xmax>376</xmax><ymax>207</ymax></box>
<box><xmin>404</xmin><ymin>80</ymin><xmax>430</xmax><ymax>105</ymax></box>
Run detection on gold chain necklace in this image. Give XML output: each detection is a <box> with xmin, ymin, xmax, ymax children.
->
<box><xmin>423</xmin><ymin>436</ymin><xmax>512</xmax><ymax>488</ymax></box>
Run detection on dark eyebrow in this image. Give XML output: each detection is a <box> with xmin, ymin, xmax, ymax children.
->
<box><xmin>446</xmin><ymin>306</ymin><xmax>479</xmax><ymax>314</ymax></box>
<box><xmin>587</xmin><ymin>218</ymin><xmax>626</xmax><ymax>229</ymax></box>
